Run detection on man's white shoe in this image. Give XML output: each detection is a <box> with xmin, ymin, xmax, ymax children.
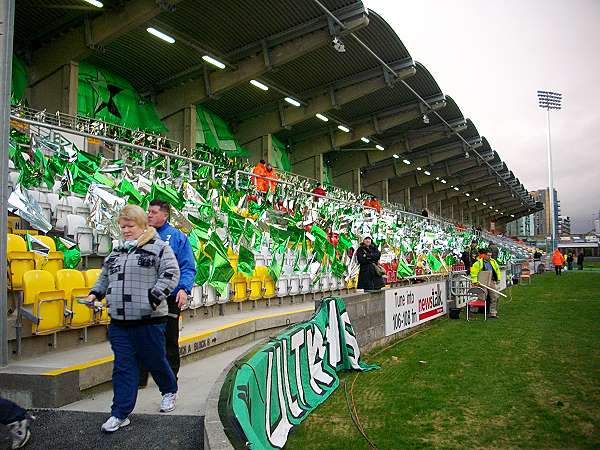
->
<box><xmin>101</xmin><ymin>416</ymin><xmax>130</xmax><ymax>433</ymax></box>
<box><xmin>160</xmin><ymin>393</ymin><xmax>177</xmax><ymax>413</ymax></box>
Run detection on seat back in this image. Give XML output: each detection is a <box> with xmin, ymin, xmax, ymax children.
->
<box><xmin>83</xmin><ymin>269</ymin><xmax>102</xmax><ymax>287</ymax></box>
<box><xmin>95</xmin><ymin>233</ymin><xmax>112</xmax><ymax>257</ymax></box>
<box><xmin>255</xmin><ymin>266</ymin><xmax>276</xmax><ymax>298</ymax></box>
<box><xmin>57</xmin><ymin>269</ymin><xmax>94</xmax><ymax>328</ymax></box>
<box><xmin>56</xmin><ymin>269</ymin><xmax>86</xmax><ymax>300</ymax></box>
<box><xmin>7</xmin><ymin>234</ymin><xmax>35</xmax><ymax>291</ymax></box>
<box><xmin>23</xmin><ymin>270</ymin><xmax>56</xmax><ymax>305</ymax></box>
<box><xmin>230</xmin><ymin>273</ymin><xmax>249</xmax><ymax>302</ymax></box>
<box><xmin>288</xmin><ymin>276</ymin><xmax>301</xmax><ymax>295</ymax></box>
<box><xmin>67</xmin><ymin>215</ymin><xmax>93</xmax><ymax>256</ymax></box>
<box><xmin>36</xmin><ymin>235</ymin><xmax>57</xmax><ymax>252</ymax></box>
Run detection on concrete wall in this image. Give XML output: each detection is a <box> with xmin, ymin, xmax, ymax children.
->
<box><xmin>28</xmin><ymin>62</ymin><xmax>78</xmax><ymax>115</ymax></box>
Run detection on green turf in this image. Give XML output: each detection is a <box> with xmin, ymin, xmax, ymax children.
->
<box><xmin>286</xmin><ymin>272</ymin><xmax>600</xmax><ymax>449</ymax></box>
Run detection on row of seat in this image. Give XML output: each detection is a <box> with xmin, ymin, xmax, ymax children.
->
<box><xmin>7</xmin><ymin>234</ymin><xmax>65</xmax><ymax>291</ymax></box>
<box><xmin>21</xmin><ymin>268</ymin><xmax>104</xmax><ymax>335</ymax></box>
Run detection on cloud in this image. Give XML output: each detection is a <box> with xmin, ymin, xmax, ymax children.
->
<box><xmin>369</xmin><ymin>0</ymin><xmax>600</xmax><ymax>233</ymax></box>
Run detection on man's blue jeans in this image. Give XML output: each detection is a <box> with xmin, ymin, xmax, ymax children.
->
<box><xmin>108</xmin><ymin>323</ymin><xmax>177</xmax><ymax>419</ymax></box>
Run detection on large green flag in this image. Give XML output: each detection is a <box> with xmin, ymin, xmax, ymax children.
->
<box><xmin>231</xmin><ymin>297</ymin><xmax>377</xmax><ymax>450</ymax></box>
<box><xmin>237</xmin><ymin>245</ymin><xmax>255</xmax><ymax>277</ymax></box>
<box><xmin>396</xmin><ymin>257</ymin><xmax>413</xmax><ymax>278</ymax></box>
<box><xmin>53</xmin><ymin>236</ymin><xmax>82</xmax><ymax>269</ymax></box>
<box><xmin>427</xmin><ymin>253</ymin><xmax>443</xmax><ymax>272</ymax></box>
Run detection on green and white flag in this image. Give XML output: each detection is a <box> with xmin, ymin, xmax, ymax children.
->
<box><xmin>232</xmin><ymin>297</ymin><xmax>377</xmax><ymax>450</ymax></box>
<box><xmin>25</xmin><ymin>234</ymin><xmax>50</xmax><ymax>257</ymax></box>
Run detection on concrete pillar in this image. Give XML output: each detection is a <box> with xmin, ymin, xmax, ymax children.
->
<box><xmin>352</xmin><ymin>168</ymin><xmax>361</xmax><ymax>194</ymax></box>
<box><xmin>404</xmin><ymin>187</ymin><xmax>411</xmax><ymax>210</ymax></box>
<box><xmin>183</xmin><ymin>105</ymin><xmax>196</xmax><ymax>151</ymax></box>
<box><xmin>380</xmin><ymin>179</ymin><xmax>389</xmax><ymax>203</ymax></box>
<box><xmin>29</xmin><ymin>61</ymin><xmax>78</xmax><ymax>115</ymax></box>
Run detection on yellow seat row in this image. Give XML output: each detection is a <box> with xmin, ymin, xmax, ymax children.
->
<box><xmin>229</xmin><ymin>267</ymin><xmax>276</xmax><ymax>302</ymax></box>
<box><xmin>22</xmin><ymin>268</ymin><xmax>106</xmax><ymax>335</ymax></box>
<box><xmin>7</xmin><ymin>234</ymin><xmax>65</xmax><ymax>291</ymax></box>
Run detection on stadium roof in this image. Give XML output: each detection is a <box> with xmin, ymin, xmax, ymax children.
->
<box><xmin>13</xmin><ymin>0</ymin><xmax>539</xmax><ymax>220</ymax></box>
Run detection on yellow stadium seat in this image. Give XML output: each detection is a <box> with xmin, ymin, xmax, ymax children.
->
<box><xmin>7</xmin><ymin>234</ymin><xmax>35</xmax><ymax>291</ymax></box>
<box><xmin>230</xmin><ymin>272</ymin><xmax>249</xmax><ymax>302</ymax></box>
<box><xmin>83</xmin><ymin>268</ymin><xmax>102</xmax><ymax>287</ymax></box>
<box><xmin>248</xmin><ymin>275</ymin><xmax>264</xmax><ymax>300</ymax></box>
<box><xmin>22</xmin><ymin>270</ymin><xmax>66</xmax><ymax>334</ymax></box>
<box><xmin>82</xmin><ymin>269</ymin><xmax>109</xmax><ymax>324</ymax></box>
<box><xmin>56</xmin><ymin>269</ymin><xmax>94</xmax><ymax>328</ymax></box>
<box><xmin>12</xmin><ymin>229</ymin><xmax>38</xmax><ymax>236</ymax></box>
<box><xmin>255</xmin><ymin>266</ymin><xmax>276</xmax><ymax>299</ymax></box>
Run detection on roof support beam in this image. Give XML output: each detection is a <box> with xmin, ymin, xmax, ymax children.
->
<box><xmin>234</xmin><ymin>59</ymin><xmax>416</xmax><ymax>144</ymax></box>
<box><xmin>156</xmin><ymin>12</ymin><xmax>369</xmax><ymax>118</ymax></box>
<box><xmin>30</xmin><ymin>0</ymin><xmax>183</xmax><ymax>84</ymax></box>
<box><xmin>291</xmin><ymin>97</ymin><xmax>445</xmax><ymax>164</ymax></box>
<box><xmin>331</xmin><ymin>119</ymin><xmax>468</xmax><ymax>176</ymax></box>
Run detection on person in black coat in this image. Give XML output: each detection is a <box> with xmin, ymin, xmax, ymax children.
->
<box><xmin>356</xmin><ymin>237</ymin><xmax>385</xmax><ymax>291</ymax></box>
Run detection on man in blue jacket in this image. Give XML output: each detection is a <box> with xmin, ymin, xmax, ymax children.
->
<box><xmin>140</xmin><ymin>199</ymin><xmax>196</xmax><ymax>385</ymax></box>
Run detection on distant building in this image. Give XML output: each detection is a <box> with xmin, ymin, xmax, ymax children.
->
<box><xmin>558</xmin><ymin>216</ymin><xmax>571</xmax><ymax>236</ymax></box>
<box><xmin>594</xmin><ymin>211</ymin><xmax>600</xmax><ymax>235</ymax></box>
<box><xmin>530</xmin><ymin>188</ymin><xmax>559</xmax><ymax>238</ymax></box>
<box><xmin>505</xmin><ymin>188</ymin><xmax>559</xmax><ymax>239</ymax></box>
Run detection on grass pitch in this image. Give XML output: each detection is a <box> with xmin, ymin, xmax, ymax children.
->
<box><xmin>287</xmin><ymin>271</ymin><xmax>600</xmax><ymax>449</ymax></box>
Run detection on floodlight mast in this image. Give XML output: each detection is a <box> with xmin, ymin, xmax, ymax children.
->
<box><xmin>537</xmin><ymin>90</ymin><xmax>562</xmax><ymax>252</ymax></box>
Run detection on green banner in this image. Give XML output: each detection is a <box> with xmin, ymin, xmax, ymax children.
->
<box><xmin>232</xmin><ymin>296</ymin><xmax>376</xmax><ymax>449</ymax></box>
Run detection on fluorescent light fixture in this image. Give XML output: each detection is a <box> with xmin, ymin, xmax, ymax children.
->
<box><xmin>510</xmin><ymin>214</ymin><xmax>515</xmax><ymax>218</ymax></box>
<box><xmin>424</xmin><ymin>170</ymin><xmax>431</xmax><ymax>176</ymax></box>
<box><xmin>465</xmin><ymin>193</ymin><xmax>470</xmax><ymax>197</ymax></box>
<box><xmin>146</xmin><ymin>27</ymin><xmax>175</xmax><ymax>44</ymax></box>
<box><xmin>482</xmin><ymin>202</ymin><xmax>487</xmax><ymax>205</ymax></box>
<box><xmin>416</xmin><ymin>166</ymin><xmax>422</xmax><ymax>171</ymax></box>
<box><xmin>435</xmin><ymin>176</ymin><xmax>440</xmax><ymax>180</ymax></box>
<box><xmin>375</xmin><ymin>144</ymin><xmax>385</xmax><ymax>151</ymax></box>
<box><xmin>337</xmin><ymin>125</ymin><xmax>350</xmax><ymax>133</ymax></box>
<box><xmin>453</xmin><ymin>186</ymin><xmax>459</xmax><ymax>191</ymax></box>
<box><xmin>83</xmin><ymin>0</ymin><xmax>103</xmax><ymax>7</ymax></box>
<box><xmin>489</xmin><ymin>206</ymin><xmax>493</xmax><ymax>209</ymax></box>
<box><xmin>250</xmin><ymin>79</ymin><xmax>269</xmax><ymax>91</ymax></box>
<box><xmin>284</xmin><ymin>97</ymin><xmax>301</xmax><ymax>107</ymax></box>
<box><xmin>495</xmin><ymin>209</ymin><xmax>499</xmax><ymax>212</ymax></box>
<box><xmin>402</xmin><ymin>159</ymin><xmax>411</xmax><ymax>165</ymax></box>
<box><xmin>441</xmin><ymin>179</ymin><xmax>447</xmax><ymax>184</ymax></box>
<box><xmin>202</xmin><ymin>55</ymin><xmax>226</xmax><ymax>69</ymax></box>
<box><xmin>475</xmin><ymin>198</ymin><xmax>479</xmax><ymax>202</ymax></box>
<box><xmin>315</xmin><ymin>113</ymin><xmax>329</xmax><ymax>122</ymax></box>
<box><xmin>392</xmin><ymin>154</ymin><xmax>400</xmax><ymax>159</ymax></box>
<box><xmin>360</xmin><ymin>137</ymin><xmax>370</xmax><ymax>143</ymax></box>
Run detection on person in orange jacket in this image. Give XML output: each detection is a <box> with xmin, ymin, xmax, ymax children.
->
<box><xmin>551</xmin><ymin>248</ymin><xmax>565</xmax><ymax>276</ymax></box>
<box><xmin>251</xmin><ymin>160</ymin><xmax>278</xmax><ymax>193</ymax></box>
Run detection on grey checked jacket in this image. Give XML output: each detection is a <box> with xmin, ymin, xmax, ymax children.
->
<box><xmin>90</xmin><ymin>227</ymin><xmax>180</xmax><ymax>322</ymax></box>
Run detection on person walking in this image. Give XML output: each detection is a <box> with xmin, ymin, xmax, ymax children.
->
<box><xmin>551</xmin><ymin>248</ymin><xmax>565</xmax><ymax>276</ymax></box>
<box><xmin>566</xmin><ymin>253</ymin><xmax>574</xmax><ymax>271</ymax></box>
<box><xmin>470</xmin><ymin>248</ymin><xmax>502</xmax><ymax>319</ymax></box>
<box><xmin>356</xmin><ymin>237</ymin><xmax>385</xmax><ymax>291</ymax></box>
<box><xmin>577</xmin><ymin>252</ymin><xmax>584</xmax><ymax>270</ymax></box>
<box><xmin>139</xmin><ymin>199</ymin><xmax>197</xmax><ymax>386</ymax></box>
<box><xmin>0</xmin><ymin>397</ymin><xmax>34</xmax><ymax>448</ymax></box>
<box><xmin>87</xmin><ymin>205</ymin><xmax>180</xmax><ymax>433</ymax></box>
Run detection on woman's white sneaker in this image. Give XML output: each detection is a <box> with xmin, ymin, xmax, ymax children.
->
<box><xmin>101</xmin><ymin>416</ymin><xmax>130</xmax><ymax>433</ymax></box>
<box><xmin>160</xmin><ymin>393</ymin><xmax>177</xmax><ymax>413</ymax></box>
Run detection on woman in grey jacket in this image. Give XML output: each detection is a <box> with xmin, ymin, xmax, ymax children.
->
<box><xmin>87</xmin><ymin>205</ymin><xmax>180</xmax><ymax>433</ymax></box>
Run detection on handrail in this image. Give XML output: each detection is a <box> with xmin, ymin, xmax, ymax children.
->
<box><xmin>10</xmin><ymin>115</ymin><xmax>215</xmax><ymax>178</ymax></box>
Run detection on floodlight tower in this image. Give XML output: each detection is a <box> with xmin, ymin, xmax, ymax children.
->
<box><xmin>537</xmin><ymin>90</ymin><xmax>562</xmax><ymax>252</ymax></box>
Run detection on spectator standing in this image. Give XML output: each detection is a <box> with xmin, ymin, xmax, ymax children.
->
<box><xmin>566</xmin><ymin>253</ymin><xmax>574</xmax><ymax>271</ymax></box>
<box><xmin>470</xmin><ymin>248</ymin><xmax>502</xmax><ymax>319</ymax></box>
<box><xmin>489</xmin><ymin>242</ymin><xmax>499</xmax><ymax>259</ymax></box>
<box><xmin>577</xmin><ymin>252</ymin><xmax>584</xmax><ymax>270</ymax></box>
<box><xmin>139</xmin><ymin>200</ymin><xmax>197</xmax><ymax>386</ymax></box>
<box><xmin>251</xmin><ymin>160</ymin><xmax>268</xmax><ymax>192</ymax></box>
<box><xmin>0</xmin><ymin>397</ymin><xmax>34</xmax><ymax>448</ymax></box>
<box><xmin>356</xmin><ymin>237</ymin><xmax>385</xmax><ymax>291</ymax></box>
<box><xmin>87</xmin><ymin>205</ymin><xmax>180</xmax><ymax>433</ymax></box>
<box><xmin>551</xmin><ymin>248</ymin><xmax>565</xmax><ymax>276</ymax></box>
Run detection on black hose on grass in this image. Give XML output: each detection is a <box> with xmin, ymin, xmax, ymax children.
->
<box><xmin>343</xmin><ymin>378</ymin><xmax>377</xmax><ymax>450</ymax></box>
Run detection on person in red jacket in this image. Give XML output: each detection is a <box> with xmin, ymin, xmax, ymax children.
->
<box><xmin>312</xmin><ymin>184</ymin><xmax>327</xmax><ymax>199</ymax></box>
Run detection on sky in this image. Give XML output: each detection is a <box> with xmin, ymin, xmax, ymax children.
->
<box><xmin>366</xmin><ymin>0</ymin><xmax>600</xmax><ymax>233</ymax></box>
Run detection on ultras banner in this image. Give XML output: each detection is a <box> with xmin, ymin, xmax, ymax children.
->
<box><xmin>231</xmin><ymin>297</ymin><xmax>377</xmax><ymax>449</ymax></box>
